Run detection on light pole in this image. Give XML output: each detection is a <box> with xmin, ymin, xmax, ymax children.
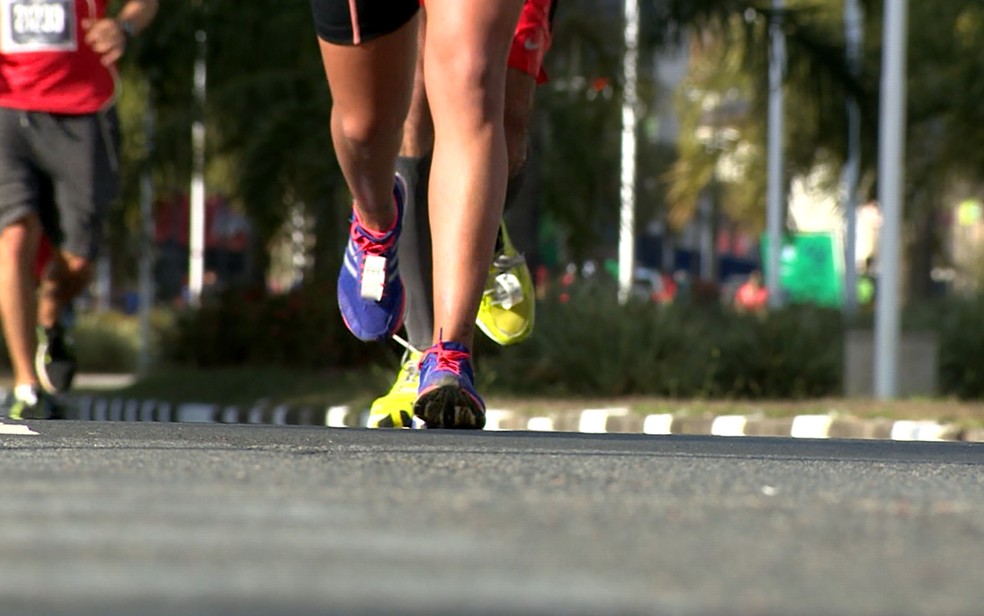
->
<box><xmin>617</xmin><ymin>0</ymin><xmax>639</xmax><ymax>305</ymax></box>
<box><xmin>842</xmin><ymin>0</ymin><xmax>864</xmax><ymax>315</ymax></box>
<box><xmin>765</xmin><ymin>0</ymin><xmax>786</xmax><ymax>308</ymax></box>
<box><xmin>188</xmin><ymin>9</ymin><xmax>207</xmax><ymax>307</ymax></box>
<box><xmin>874</xmin><ymin>0</ymin><xmax>909</xmax><ymax>399</ymax></box>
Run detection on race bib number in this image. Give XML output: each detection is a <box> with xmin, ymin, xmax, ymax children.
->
<box><xmin>1</xmin><ymin>0</ymin><xmax>77</xmax><ymax>53</ymax></box>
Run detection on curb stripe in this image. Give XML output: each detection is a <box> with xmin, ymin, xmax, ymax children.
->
<box><xmin>790</xmin><ymin>415</ymin><xmax>834</xmax><ymax>439</ymax></box>
<box><xmin>56</xmin><ymin>395</ymin><xmax>975</xmax><ymax>442</ymax></box>
<box><xmin>711</xmin><ymin>415</ymin><xmax>748</xmax><ymax>437</ymax></box>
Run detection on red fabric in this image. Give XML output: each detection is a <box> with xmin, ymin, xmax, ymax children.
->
<box><xmin>34</xmin><ymin>234</ymin><xmax>52</xmax><ymax>282</ymax></box>
<box><xmin>418</xmin><ymin>0</ymin><xmax>554</xmax><ymax>84</ymax></box>
<box><xmin>735</xmin><ymin>282</ymin><xmax>769</xmax><ymax>311</ymax></box>
<box><xmin>0</xmin><ymin>0</ymin><xmax>116</xmax><ymax>113</ymax></box>
<box><xmin>507</xmin><ymin>0</ymin><xmax>553</xmax><ymax>84</ymax></box>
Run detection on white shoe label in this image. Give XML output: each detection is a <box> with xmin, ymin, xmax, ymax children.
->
<box><xmin>360</xmin><ymin>255</ymin><xmax>387</xmax><ymax>301</ymax></box>
<box><xmin>492</xmin><ymin>273</ymin><xmax>524</xmax><ymax>310</ymax></box>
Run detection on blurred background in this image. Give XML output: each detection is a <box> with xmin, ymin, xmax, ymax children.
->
<box><xmin>8</xmin><ymin>0</ymin><xmax>984</xmax><ymax>406</ymax></box>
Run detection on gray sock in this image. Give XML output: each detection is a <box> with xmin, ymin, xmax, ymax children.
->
<box><xmin>396</xmin><ymin>155</ymin><xmax>434</xmax><ymax>352</ymax></box>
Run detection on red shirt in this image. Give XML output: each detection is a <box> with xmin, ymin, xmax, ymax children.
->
<box><xmin>0</xmin><ymin>0</ymin><xmax>115</xmax><ymax>114</ymax></box>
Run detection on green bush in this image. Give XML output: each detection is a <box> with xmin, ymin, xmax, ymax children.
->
<box><xmin>72</xmin><ymin>310</ymin><xmax>142</xmax><ymax>372</ymax></box>
<box><xmin>159</xmin><ymin>281</ymin><xmax>388</xmax><ymax>369</ymax></box>
<box><xmin>937</xmin><ymin>295</ymin><xmax>984</xmax><ymax>399</ymax></box>
<box><xmin>478</xmin><ymin>287</ymin><xmax>844</xmax><ymax>399</ymax></box>
<box><xmin>711</xmin><ymin>305</ymin><xmax>843</xmax><ymax>398</ymax></box>
<box><xmin>0</xmin><ymin>309</ymin><xmax>148</xmax><ymax>373</ymax></box>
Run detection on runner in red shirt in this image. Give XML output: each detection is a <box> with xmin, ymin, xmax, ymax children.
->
<box><xmin>0</xmin><ymin>0</ymin><xmax>158</xmax><ymax>419</ymax></box>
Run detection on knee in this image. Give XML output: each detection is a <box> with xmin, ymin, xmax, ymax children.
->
<box><xmin>333</xmin><ymin>105</ymin><xmax>404</xmax><ymax>153</ymax></box>
<box><xmin>429</xmin><ymin>54</ymin><xmax>505</xmax><ymax>123</ymax></box>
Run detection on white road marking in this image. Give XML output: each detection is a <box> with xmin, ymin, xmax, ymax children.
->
<box><xmin>0</xmin><ymin>422</ymin><xmax>39</xmax><ymax>435</ymax></box>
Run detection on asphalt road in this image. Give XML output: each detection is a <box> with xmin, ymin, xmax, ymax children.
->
<box><xmin>1</xmin><ymin>421</ymin><xmax>982</xmax><ymax>615</ymax></box>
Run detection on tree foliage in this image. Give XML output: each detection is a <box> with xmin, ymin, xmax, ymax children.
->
<box><xmin>107</xmin><ymin>0</ymin><xmax>984</xmax><ymax>299</ymax></box>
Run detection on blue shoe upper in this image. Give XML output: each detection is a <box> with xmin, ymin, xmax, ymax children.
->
<box><xmin>337</xmin><ymin>177</ymin><xmax>406</xmax><ymax>341</ymax></box>
<box><xmin>417</xmin><ymin>340</ymin><xmax>484</xmax><ymax>411</ymax></box>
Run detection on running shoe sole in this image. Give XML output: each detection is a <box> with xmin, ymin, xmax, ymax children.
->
<box><xmin>413</xmin><ymin>376</ymin><xmax>486</xmax><ymax>430</ymax></box>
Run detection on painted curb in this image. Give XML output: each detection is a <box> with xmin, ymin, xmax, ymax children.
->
<box><xmin>58</xmin><ymin>395</ymin><xmax>983</xmax><ymax>443</ymax></box>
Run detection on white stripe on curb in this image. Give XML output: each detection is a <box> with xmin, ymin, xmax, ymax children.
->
<box><xmin>57</xmin><ymin>395</ymin><xmax>975</xmax><ymax>442</ymax></box>
<box><xmin>711</xmin><ymin>415</ymin><xmax>748</xmax><ymax>437</ymax></box>
<box><xmin>325</xmin><ymin>405</ymin><xmax>350</xmax><ymax>428</ymax></box>
<box><xmin>890</xmin><ymin>420</ymin><xmax>947</xmax><ymax>441</ymax></box>
<box><xmin>270</xmin><ymin>405</ymin><xmax>290</xmax><ymax>426</ymax></box>
<box><xmin>578</xmin><ymin>408</ymin><xmax>629</xmax><ymax>433</ymax></box>
<box><xmin>527</xmin><ymin>417</ymin><xmax>554</xmax><ymax>431</ymax></box>
<box><xmin>643</xmin><ymin>414</ymin><xmax>674</xmax><ymax>435</ymax></box>
<box><xmin>790</xmin><ymin>414</ymin><xmax>834</xmax><ymax>439</ymax></box>
<box><xmin>177</xmin><ymin>403</ymin><xmax>216</xmax><ymax>423</ymax></box>
<box><xmin>484</xmin><ymin>409</ymin><xmax>515</xmax><ymax>431</ymax></box>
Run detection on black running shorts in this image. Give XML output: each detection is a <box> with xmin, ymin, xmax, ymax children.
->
<box><xmin>310</xmin><ymin>0</ymin><xmax>419</xmax><ymax>45</ymax></box>
<box><xmin>0</xmin><ymin>107</ymin><xmax>120</xmax><ymax>261</ymax></box>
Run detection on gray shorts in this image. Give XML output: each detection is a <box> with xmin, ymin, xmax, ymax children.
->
<box><xmin>0</xmin><ymin>106</ymin><xmax>120</xmax><ymax>260</ymax></box>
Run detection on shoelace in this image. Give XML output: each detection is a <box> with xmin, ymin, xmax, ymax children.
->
<box><xmin>491</xmin><ymin>252</ymin><xmax>526</xmax><ymax>273</ymax></box>
<box><xmin>392</xmin><ymin>335</ymin><xmax>421</xmax><ymax>383</ymax></box>
<box><xmin>350</xmin><ymin>219</ymin><xmax>396</xmax><ymax>257</ymax></box>
<box><xmin>351</xmin><ymin>213</ymin><xmax>398</xmax><ymax>301</ymax></box>
<box><xmin>421</xmin><ymin>342</ymin><xmax>469</xmax><ymax>376</ymax></box>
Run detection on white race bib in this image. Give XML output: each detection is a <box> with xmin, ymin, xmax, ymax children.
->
<box><xmin>1</xmin><ymin>0</ymin><xmax>77</xmax><ymax>53</ymax></box>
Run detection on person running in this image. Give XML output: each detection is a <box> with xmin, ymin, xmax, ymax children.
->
<box><xmin>0</xmin><ymin>0</ymin><xmax>159</xmax><ymax>420</ymax></box>
<box><xmin>310</xmin><ymin>0</ymin><xmax>524</xmax><ymax>428</ymax></box>
<box><xmin>369</xmin><ymin>0</ymin><xmax>557</xmax><ymax>429</ymax></box>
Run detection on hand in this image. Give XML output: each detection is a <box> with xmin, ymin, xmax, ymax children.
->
<box><xmin>82</xmin><ymin>18</ymin><xmax>127</xmax><ymax>66</ymax></box>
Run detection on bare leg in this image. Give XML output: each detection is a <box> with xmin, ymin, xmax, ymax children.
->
<box><xmin>400</xmin><ymin>13</ymin><xmax>433</xmax><ymax>160</ymax></box>
<box><xmin>0</xmin><ymin>216</ymin><xmax>42</xmax><ymax>388</ymax></box>
<box><xmin>316</xmin><ymin>15</ymin><xmax>419</xmax><ymax>232</ymax></box>
<box><xmin>37</xmin><ymin>250</ymin><xmax>92</xmax><ymax>329</ymax></box>
<box><xmin>503</xmin><ymin>67</ymin><xmax>537</xmax><ymax>178</ymax></box>
<box><xmin>423</xmin><ymin>0</ymin><xmax>524</xmax><ymax>349</ymax></box>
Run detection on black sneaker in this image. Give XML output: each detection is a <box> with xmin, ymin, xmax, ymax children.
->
<box><xmin>6</xmin><ymin>386</ymin><xmax>59</xmax><ymax>420</ymax></box>
<box><xmin>35</xmin><ymin>323</ymin><xmax>77</xmax><ymax>394</ymax></box>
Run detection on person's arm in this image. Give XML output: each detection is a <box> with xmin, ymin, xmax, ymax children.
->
<box><xmin>83</xmin><ymin>0</ymin><xmax>160</xmax><ymax>66</ymax></box>
<box><xmin>114</xmin><ymin>0</ymin><xmax>159</xmax><ymax>38</ymax></box>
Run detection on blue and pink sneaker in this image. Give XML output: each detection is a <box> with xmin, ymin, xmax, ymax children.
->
<box><xmin>413</xmin><ymin>340</ymin><xmax>486</xmax><ymax>429</ymax></box>
<box><xmin>337</xmin><ymin>177</ymin><xmax>407</xmax><ymax>342</ymax></box>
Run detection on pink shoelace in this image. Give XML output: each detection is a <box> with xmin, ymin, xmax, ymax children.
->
<box><xmin>421</xmin><ymin>341</ymin><xmax>469</xmax><ymax>376</ymax></box>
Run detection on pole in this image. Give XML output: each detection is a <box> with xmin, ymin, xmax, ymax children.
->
<box><xmin>138</xmin><ymin>88</ymin><xmax>155</xmax><ymax>375</ymax></box>
<box><xmin>188</xmin><ymin>24</ymin><xmax>207</xmax><ymax>307</ymax></box>
<box><xmin>874</xmin><ymin>0</ymin><xmax>908</xmax><ymax>399</ymax></box>
<box><xmin>617</xmin><ymin>0</ymin><xmax>639</xmax><ymax>305</ymax></box>
<box><xmin>765</xmin><ymin>0</ymin><xmax>786</xmax><ymax>308</ymax></box>
<box><xmin>842</xmin><ymin>0</ymin><xmax>863</xmax><ymax>315</ymax></box>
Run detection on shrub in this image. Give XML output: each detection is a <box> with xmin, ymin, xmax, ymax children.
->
<box><xmin>937</xmin><ymin>295</ymin><xmax>984</xmax><ymax>399</ymax></box>
<box><xmin>478</xmin><ymin>287</ymin><xmax>844</xmax><ymax>399</ymax></box>
<box><xmin>159</xmin><ymin>281</ymin><xmax>388</xmax><ymax>369</ymax></box>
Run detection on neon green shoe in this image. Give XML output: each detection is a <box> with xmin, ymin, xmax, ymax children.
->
<box><xmin>476</xmin><ymin>222</ymin><xmax>535</xmax><ymax>346</ymax></box>
<box><xmin>367</xmin><ymin>348</ymin><xmax>421</xmax><ymax>428</ymax></box>
<box><xmin>6</xmin><ymin>385</ymin><xmax>57</xmax><ymax>420</ymax></box>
